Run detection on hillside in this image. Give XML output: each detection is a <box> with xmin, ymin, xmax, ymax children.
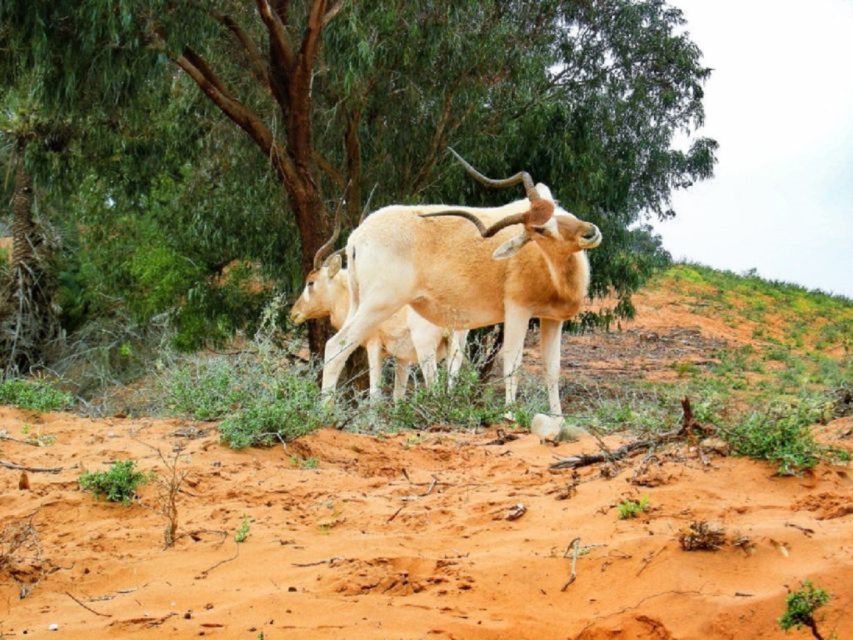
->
<box><xmin>1</xmin><ymin>264</ymin><xmax>851</xmax><ymax>639</ymax></box>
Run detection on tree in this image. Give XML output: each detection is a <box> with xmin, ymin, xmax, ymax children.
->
<box><xmin>2</xmin><ymin>1</ymin><xmax>717</xmax><ymax>361</ymax></box>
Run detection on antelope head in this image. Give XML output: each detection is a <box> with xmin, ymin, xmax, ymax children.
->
<box><xmin>422</xmin><ymin>148</ymin><xmax>602</xmax><ymax>260</ymax></box>
<box><xmin>290</xmin><ymin>199</ymin><xmax>345</xmax><ymax>326</ymax></box>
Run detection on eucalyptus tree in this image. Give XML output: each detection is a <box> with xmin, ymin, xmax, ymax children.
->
<box><xmin>2</xmin><ymin>0</ymin><xmax>717</xmax><ymax>359</ymax></box>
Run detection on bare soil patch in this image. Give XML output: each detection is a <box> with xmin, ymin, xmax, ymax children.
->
<box><xmin>1</xmin><ymin>408</ymin><xmax>851</xmax><ymax>639</ymax></box>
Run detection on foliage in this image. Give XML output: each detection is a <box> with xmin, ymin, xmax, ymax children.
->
<box><xmin>381</xmin><ymin>367</ymin><xmax>508</xmax><ymax>431</ymax></box>
<box><xmin>234</xmin><ymin>517</ymin><xmax>251</xmax><ymax>543</ymax></box>
<box><xmin>218</xmin><ymin>367</ymin><xmax>336</xmax><ymax>449</ymax></box>
<box><xmin>164</xmin><ymin>360</ymin><xmax>245</xmax><ymax>421</ymax></box>
<box><xmin>778</xmin><ymin>581</ymin><xmax>831</xmax><ymax>637</ymax></box>
<box><xmin>617</xmin><ymin>496</ymin><xmax>650</xmax><ymax>519</ymax></box>
<box><xmin>2</xmin><ymin>0</ymin><xmax>717</xmax><ymax>356</ymax></box>
<box><xmin>0</xmin><ymin>378</ymin><xmax>73</xmax><ymax>412</ymax></box>
<box><xmin>722</xmin><ymin>396</ymin><xmax>845</xmax><ymax>475</ymax></box>
<box><xmin>78</xmin><ymin>460</ymin><xmax>150</xmax><ymax>505</ymax></box>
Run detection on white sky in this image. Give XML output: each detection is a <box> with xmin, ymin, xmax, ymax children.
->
<box><xmin>652</xmin><ymin>0</ymin><xmax>853</xmax><ymax>297</ymax></box>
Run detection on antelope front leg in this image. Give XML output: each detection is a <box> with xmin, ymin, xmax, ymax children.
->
<box><xmin>501</xmin><ymin>305</ymin><xmax>531</xmax><ymax>407</ymax></box>
<box><xmin>366</xmin><ymin>338</ymin><xmax>383</xmax><ymax>399</ymax></box>
<box><xmin>540</xmin><ymin>319</ymin><xmax>564</xmax><ymax>416</ymax></box>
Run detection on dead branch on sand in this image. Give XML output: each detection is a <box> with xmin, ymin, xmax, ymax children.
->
<box><xmin>65</xmin><ymin>591</ymin><xmax>112</xmax><ymax>618</ymax></box>
<box><xmin>561</xmin><ymin>537</ymin><xmax>581</xmax><ymax>591</ymax></box>
<box><xmin>0</xmin><ymin>459</ymin><xmax>63</xmax><ymax>473</ymax></box>
<box><xmin>196</xmin><ymin>546</ymin><xmax>240</xmax><ymax>579</ymax></box>
<box><xmin>549</xmin><ymin>397</ymin><xmax>711</xmax><ymax>470</ymax></box>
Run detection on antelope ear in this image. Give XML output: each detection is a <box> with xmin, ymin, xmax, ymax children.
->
<box><xmin>325</xmin><ymin>253</ymin><xmax>343</xmax><ymax>277</ymax></box>
<box><xmin>535</xmin><ymin>183</ymin><xmax>554</xmax><ymax>201</ymax></box>
<box><xmin>492</xmin><ymin>233</ymin><xmax>530</xmax><ymax>260</ymax></box>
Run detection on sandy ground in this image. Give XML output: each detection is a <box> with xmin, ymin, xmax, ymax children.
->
<box><xmin>1</xmin><ymin>407</ymin><xmax>851</xmax><ymax>640</ymax></box>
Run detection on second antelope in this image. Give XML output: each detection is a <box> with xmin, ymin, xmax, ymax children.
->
<box><xmin>321</xmin><ymin>150</ymin><xmax>602</xmax><ymax>420</ymax></box>
<box><xmin>291</xmin><ymin>212</ymin><xmax>468</xmax><ymax>400</ymax></box>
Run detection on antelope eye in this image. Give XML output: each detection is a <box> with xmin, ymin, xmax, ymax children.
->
<box><xmin>307</xmin><ymin>282</ymin><xmax>314</xmax><ymax>288</ymax></box>
<box><xmin>533</xmin><ymin>228</ymin><xmax>547</xmax><ymax>235</ymax></box>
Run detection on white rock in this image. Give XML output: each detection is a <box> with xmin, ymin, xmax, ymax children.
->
<box><xmin>49</xmin><ymin>623</ymin><xmax>59</xmax><ymax>631</ymax></box>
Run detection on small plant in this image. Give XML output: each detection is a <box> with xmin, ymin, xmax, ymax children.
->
<box><xmin>235</xmin><ymin>517</ymin><xmax>251</xmax><ymax>543</ymax></box>
<box><xmin>290</xmin><ymin>455</ymin><xmax>318</xmax><ymax>470</ymax></box>
<box><xmin>0</xmin><ymin>379</ymin><xmax>73</xmax><ymax>412</ymax></box>
<box><xmin>678</xmin><ymin>521</ymin><xmax>726</xmax><ymax>551</ymax></box>
<box><xmin>617</xmin><ymin>495</ymin><xmax>650</xmax><ymax>519</ymax></box>
<box><xmin>78</xmin><ymin>460</ymin><xmax>150</xmax><ymax>505</ymax></box>
<box><xmin>778</xmin><ymin>581</ymin><xmax>831</xmax><ymax>640</ymax></box>
<box><xmin>144</xmin><ymin>444</ymin><xmax>189</xmax><ymax>549</ymax></box>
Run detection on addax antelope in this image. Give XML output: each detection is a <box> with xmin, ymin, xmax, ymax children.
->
<box><xmin>291</xmin><ymin>207</ymin><xmax>468</xmax><ymax>400</ymax></box>
<box><xmin>321</xmin><ymin>150</ymin><xmax>602</xmax><ymax>420</ymax></box>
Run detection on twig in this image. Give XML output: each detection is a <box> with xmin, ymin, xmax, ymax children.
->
<box><xmin>291</xmin><ymin>557</ymin><xmax>342</xmax><ymax>568</ymax></box>
<box><xmin>0</xmin><ymin>431</ymin><xmax>40</xmax><ymax>447</ymax></box>
<box><xmin>561</xmin><ymin>537</ymin><xmax>581</xmax><ymax>591</ymax></box>
<box><xmin>636</xmin><ymin>545</ymin><xmax>666</xmax><ymax>576</ymax></box>
<box><xmin>196</xmin><ymin>547</ymin><xmax>239</xmax><ymax>579</ymax></box>
<box><xmin>387</xmin><ymin>506</ymin><xmax>405</xmax><ymax>523</ymax></box>
<box><xmin>0</xmin><ymin>459</ymin><xmax>63</xmax><ymax>474</ymax></box>
<box><xmin>65</xmin><ymin>591</ymin><xmax>112</xmax><ymax>618</ymax></box>
<box><xmin>421</xmin><ymin>475</ymin><xmax>439</xmax><ymax>496</ymax></box>
<box><xmin>784</xmin><ymin>522</ymin><xmax>815</xmax><ymax>537</ymax></box>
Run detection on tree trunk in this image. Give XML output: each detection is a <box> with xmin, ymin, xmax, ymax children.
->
<box><xmin>11</xmin><ymin>149</ymin><xmax>35</xmax><ymax>269</ymax></box>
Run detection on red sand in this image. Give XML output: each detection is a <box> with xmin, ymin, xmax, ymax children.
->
<box><xmin>2</xmin><ymin>408</ymin><xmax>851</xmax><ymax>639</ymax></box>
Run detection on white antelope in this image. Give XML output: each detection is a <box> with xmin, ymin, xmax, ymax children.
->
<box><xmin>321</xmin><ymin>150</ymin><xmax>602</xmax><ymax>420</ymax></box>
<box><xmin>290</xmin><ymin>215</ymin><xmax>468</xmax><ymax>400</ymax></box>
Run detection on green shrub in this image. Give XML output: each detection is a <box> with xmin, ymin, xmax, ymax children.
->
<box><xmin>218</xmin><ymin>367</ymin><xmax>335</xmax><ymax>448</ymax></box>
<box><xmin>617</xmin><ymin>496</ymin><xmax>650</xmax><ymax>519</ymax></box>
<box><xmin>722</xmin><ymin>396</ymin><xmax>840</xmax><ymax>475</ymax></box>
<box><xmin>778</xmin><ymin>581</ymin><xmax>830</xmax><ymax>636</ymax></box>
<box><xmin>164</xmin><ymin>360</ymin><xmax>245</xmax><ymax>420</ymax></box>
<box><xmin>383</xmin><ymin>366</ymin><xmax>507</xmax><ymax>431</ymax></box>
<box><xmin>78</xmin><ymin>460</ymin><xmax>150</xmax><ymax>505</ymax></box>
<box><xmin>0</xmin><ymin>379</ymin><xmax>74</xmax><ymax>412</ymax></box>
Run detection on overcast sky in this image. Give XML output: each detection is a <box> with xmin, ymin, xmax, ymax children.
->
<box><xmin>652</xmin><ymin>0</ymin><xmax>853</xmax><ymax>297</ymax></box>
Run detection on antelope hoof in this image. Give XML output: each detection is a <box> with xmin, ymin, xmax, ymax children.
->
<box><xmin>530</xmin><ymin>414</ymin><xmax>589</xmax><ymax>444</ymax></box>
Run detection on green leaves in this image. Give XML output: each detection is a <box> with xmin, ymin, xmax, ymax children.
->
<box><xmin>78</xmin><ymin>460</ymin><xmax>151</xmax><ymax>505</ymax></box>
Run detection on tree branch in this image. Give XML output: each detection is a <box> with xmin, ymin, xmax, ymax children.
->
<box><xmin>174</xmin><ymin>47</ymin><xmax>298</xmax><ymax>187</ymax></box>
<box><xmin>212</xmin><ymin>10</ymin><xmax>270</xmax><ymax>89</ymax></box>
<box><xmin>256</xmin><ymin>0</ymin><xmax>296</xmax><ymax>71</ymax></box>
<box><xmin>313</xmin><ymin>151</ymin><xmax>345</xmax><ymax>189</ymax></box>
<box><xmin>288</xmin><ymin>0</ymin><xmax>327</xmax><ymax>160</ymax></box>
<box><xmin>323</xmin><ymin>0</ymin><xmax>347</xmax><ymax>26</ymax></box>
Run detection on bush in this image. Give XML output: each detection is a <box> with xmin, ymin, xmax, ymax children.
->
<box><xmin>381</xmin><ymin>366</ymin><xmax>508</xmax><ymax>431</ymax></box>
<box><xmin>78</xmin><ymin>460</ymin><xmax>150</xmax><ymax>505</ymax></box>
<box><xmin>218</xmin><ymin>366</ymin><xmax>336</xmax><ymax>448</ymax></box>
<box><xmin>779</xmin><ymin>581</ymin><xmax>830</xmax><ymax>637</ymax></box>
<box><xmin>722</xmin><ymin>396</ymin><xmax>842</xmax><ymax>475</ymax></box>
<box><xmin>164</xmin><ymin>359</ymin><xmax>245</xmax><ymax>420</ymax></box>
<box><xmin>0</xmin><ymin>379</ymin><xmax>73</xmax><ymax>412</ymax></box>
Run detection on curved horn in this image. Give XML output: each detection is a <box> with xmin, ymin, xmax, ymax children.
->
<box><xmin>448</xmin><ymin>147</ymin><xmax>540</xmax><ymax>202</ymax></box>
<box><xmin>358</xmin><ymin>182</ymin><xmax>379</xmax><ymax>226</ymax></box>
<box><xmin>313</xmin><ymin>195</ymin><xmax>345</xmax><ymax>271</ymax></box>
<box><xmin>419</xmin><ymin>210</ymin><xmax>527</xmax><ymax>238</ymax></box>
